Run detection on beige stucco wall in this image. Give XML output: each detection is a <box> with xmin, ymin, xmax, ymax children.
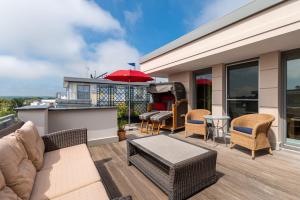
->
<box><xmin>168</xmin><ymin>71</ymin><xmax>193</xmax><ymax>110</ymax></box>
<box><xmin>212</xmin><ymin>64</ymin><xmax>225</xmax><ymax>116</ymax></box>
<box><xmin>259</xmin><ymin>51</ymin><xmax>281</xmax><ymax>149</ymax></box>
<box><xmin>48</xmin><ymin>108</ymin><xmax>118</xmax><ymax>146</ymax></box>
<box><xmin>17</xmin><ymin>108</ymin><xmax>118</xmax><ymax>145</ymax></box>
<box><xmin>17</xmin><ymin>109</ymin><xmax>48</xmax><ymax>136</ymax></box>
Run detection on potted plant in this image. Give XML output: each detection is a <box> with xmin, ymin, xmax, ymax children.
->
<box><xmin>117</xmin><ymin>103</ymin><xmax>128</xmax><ymax>141</ymax></box>
<box><xmin>117</xmin><ymin>119</ymin><xmax>127</xmax><ymax>141</ymax></box>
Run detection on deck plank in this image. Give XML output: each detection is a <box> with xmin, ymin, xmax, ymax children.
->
<box><xmin>89</xmin><ymin>131</ymin><xmax>300</xmax><ymax>200</ymax></box>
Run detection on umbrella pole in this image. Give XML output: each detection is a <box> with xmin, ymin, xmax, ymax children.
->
<box><xmin>128</xmin><ymin>82</ymin><xmax>131</xmax><ymax>126</ymax></box>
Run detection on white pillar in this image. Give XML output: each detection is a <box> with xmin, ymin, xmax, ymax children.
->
<box><xmin>259</xmin><ymin>51</ymin><xmax>281</xmax><ymax>150</ymax></box>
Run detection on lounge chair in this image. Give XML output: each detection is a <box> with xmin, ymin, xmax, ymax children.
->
<box><xmin>230</xmin><ymin>113</ymin><xmax>275</xmax><ymax>159</ymax></box>
<box><xmin>139</xmin><ymin>111</ymin><xmax>160</xmax><ymax>133</ymax></box>
<box><xmin>185</xmin><ymin>109</ymin><xmax>211</xmax><ymax>140</ymax></box>
<box><xmin>139</xmin><ymin>82</ymin><xmax>188</xmax><ymax>134</ymax></box>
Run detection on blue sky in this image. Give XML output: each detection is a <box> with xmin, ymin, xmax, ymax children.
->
<box><xmin>0</xmin><ymin>0</ymin><xmax>250</xmax><ymax>96</ymax></box>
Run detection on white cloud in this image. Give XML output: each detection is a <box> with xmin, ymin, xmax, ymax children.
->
<box><xmin>0</xmin><ymin>56</ymin><xmax>61</xmax><ymax>79</ymax></box>
<box><xmin>124</xmin><ymin>6</ymin><xmax>143</xmax><ymax>26</ymax></box>
<box><xmin>84</xmin><ymin>39</ymin><xmax>140</xmax><ymax>75</ymax></box>
<box><xmin>191</xmin><ymin>0</ymin><xmax>251</xmax><ymax>29</ymax></box>
<box><xmin>0</xmin><ymin>0</ymin><xmax>124</xmax><ymax>61</ymax></box>
<box><xmin>0</xmin><ymin>0</ymin><xmax>141</xmax><ymax>89</ymax></box>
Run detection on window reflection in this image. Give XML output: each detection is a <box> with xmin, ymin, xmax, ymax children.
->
<box><xmin>195</xmin><ymin>70</ymin><xmax>212</xmax><ymax>111</ymax></box>
<box><xmin>286</xmin><ymin>58</ymin><xmax>300</xmax><ymax>142</ymax></box>
<box><xmin>227</xmin><ymin>62</ymin><xmax>258</xmax><ymax>99</ymax></box>
<box><xmin>227</xmin><ymin>61</ymin><xmax>259</xmax><ymax>120</ymax></box>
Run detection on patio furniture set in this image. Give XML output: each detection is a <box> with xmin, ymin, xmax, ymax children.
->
<box><xmin>129</xmin><ymin>111</ymin><xmax>274</xmax><ymax>199</ymax></box>
<box><xmin>139</xmin><ymin>82</ymin><xmax>275</xmax><ymax>159</ymax></box>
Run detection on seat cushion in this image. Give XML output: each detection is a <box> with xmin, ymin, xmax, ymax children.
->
<box><xmin>233</xmin><ymin>126</ymin><xmax>253</xmax><ymax>135</ymax></box>
<box><xmin>30</xmin><ymin>144</ymin><xmax>100</xmax><ymax>200</ymax></box>
<box><xmin>0</xmin><ymin>134</ymin><xmax>36</xmax><ymax>200</ymax></box>
<box><xmin>15</xmin><ymin>121</ymin><xmax>45</xmax><ymax>171</ymax></box>
<box><xmin>0</xmin><ymin>169</ymin><xmax>22</xmax><ymax>200</ymax></box>
<box><xmin>152</xmin><ymin>102</ymin><xmax>166</xmax><ymax>111</ymax></box>
<box><xmin>187</xmin><ymin>119</ymin><xmax>204</xmax><ymax>124</ymax></box>
<box><xmin>51</xmin><ymin>182</ymin><xmax>109</xmax><ymax>200</ymax></box>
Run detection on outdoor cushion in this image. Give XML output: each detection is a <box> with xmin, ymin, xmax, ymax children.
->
<box><xmin>15</xmin><ymin>121</ymin><xmax>45</xmax><ymax>171</ymax></box>
<box><xmin>187</xmin><ymin>119</ymin><xmax>204</xmax><ymax>124</ymax></box>
<box><xmin>30</xmin><ymin>144</ymin><xmax>100</xmax><ymax>200</ymax></box>
<box><xmin>153</xmin><ymin>102</ymin><xmax>167</xmax><ymax>111</ymax></box>
<box><xmin>51</xmin><ymin>182</ymin><xmax>109</xmax><ymax>200</ymax></box>
<box><xmin>233</xmin><ymin>126</ymin><xmax>253</xmax><ymax>135</ymax></box>
<box><xmin>150</xmin><ymin>111</ymin><xmax>173</xmax><ymax>122</ymax></box>
<box><xmin>139</xmin><ymin>111</ymin><xmax>160</xmax><ymax>120</ymax></box>
<box><xmin>0</xmin><ymin>169</ymin><xmax>22</xmax><ymax>200</ymax></box>
<box><xmin>161</xmin><ymin>95</ymin><xmax>174</xmax><ymax>101</ymax></box>
<box><xmin>0</xmin><ymin>170</ymin><xmax>4</xmax><ymax>191</ymax></box>
<box><xmin>0</xmin><ymin>134</ymin><xmax>36</xmax><ymax>200</ymax></box>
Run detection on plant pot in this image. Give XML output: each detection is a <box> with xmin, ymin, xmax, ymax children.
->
<box><xmin>118</xmin><ymin>130</ymin><xmax>126</xmax><ymax>141</ymax></box>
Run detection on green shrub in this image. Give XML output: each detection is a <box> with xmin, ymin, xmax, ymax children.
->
<box><xmin>117</xmin><ymin>103</ymin><xmax>128</xmax><ymax>131</ymax></box>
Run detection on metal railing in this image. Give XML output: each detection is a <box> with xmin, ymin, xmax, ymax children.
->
<box><xmin>0</xmin><ymin>114</ymin><xmax>17</xmax><ymax>130</ymax></box>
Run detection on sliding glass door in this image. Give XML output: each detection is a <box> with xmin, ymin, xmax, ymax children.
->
<box><xmin>226</xmin><ymin>61</ymin><xmax>259</xmax><ymax>120</ymax></box>
<box><xmin>283</xmin><ymin>50</ymin><xmax>300</xmax><ymax>147</ymax></box>
<box><xmin>194</xmin><ymin>68</ymin><xmax>212</xmax><ymax>111</ymax></box>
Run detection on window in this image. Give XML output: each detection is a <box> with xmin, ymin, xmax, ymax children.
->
<box><xmin>283</xmin><ymin>49</ymin><xmax>300</xmax><ymax>147</ymax></box>
<box><xmin>194</xmin><ymin>68</ymin><xmax>212</xmax><ymax>111</ymax></box>
<box><xmin>77</xmin><ymin>85</ymin><xmax>90</xmax><ymax>100</ymax></box>
<box><xmin>226</xmin><ymin>61</ymin><xmax>259</xmax><ymax>120</ymax></box>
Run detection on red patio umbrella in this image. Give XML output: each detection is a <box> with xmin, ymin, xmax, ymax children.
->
<box><xmin>104</xmin><ymin>69</ymin><xmax>154</xmax><ymax>128</ymax></box>
<box><xmin>104</xmin><ymin>69</ymin><xmax>153</xmax><ymax>82</ymax></box>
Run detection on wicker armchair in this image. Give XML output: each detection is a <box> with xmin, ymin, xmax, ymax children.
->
<box><xmin>230</xmin><ymin>113</ymin><xmax>275</xmax><ymax>159</ymax></box>
<box><xmin>185</xmin><ymin>109</ymin><xmax>211</xmax><ymax>140</ymax></box>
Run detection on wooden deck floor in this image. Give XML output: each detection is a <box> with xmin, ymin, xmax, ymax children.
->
<box><xmin>89</xmin><ymin>131</ymin><xmax>300</xmax><ymax>200</ymax></box>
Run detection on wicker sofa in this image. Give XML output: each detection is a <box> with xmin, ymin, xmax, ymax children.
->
<box><xmin>0</xmin><ymin>121</ymin><xmax>130</xmax><ymax>200</ymax></box>
<box><xmin>230</xmin><ymin>114</ymin><xmax>275</xmax><ymax>159</ymax></box>
<box><xmin>185</xmin><ymin>109</ymin><xmax>211</xmax><ymax>140</ymax></box>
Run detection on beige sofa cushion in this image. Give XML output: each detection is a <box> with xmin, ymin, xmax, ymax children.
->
<box><xmin>0</xmin><ymin>170</ymin><xmax>22</xmax><ymax>200</ymax></box>
<box><xmin>0</xmin><ymin>134</ymin><xmax>36</xmax><ymax>200</ymax></box>
<box><xmin>51</xmin><ymin>182</ymin><xmax>109</xmax><ymax>200</ymax></box>
<box><xmin>0</xmin><ymin>170</ymin><xmax>5</xmax><ymax>191</ymax></box>
<box><xmin>15</xmin><ymin>121</ymin><xmax>45</xmax><ymax>171</ymax></box>
<box><xmin>30</xmin><ymin>144</ymin><xmax>100</xmax><ymax>200</ymax></box>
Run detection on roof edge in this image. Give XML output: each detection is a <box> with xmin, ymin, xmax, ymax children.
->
<box><xmin>63</xmin><ymin>77</ymin><xmax>150</xmax><ymax>86</ymax></box>
<box><xmin>140</xmin><ymin>0</ymin><xmax>284</xmax><ymax>64</ymax></box>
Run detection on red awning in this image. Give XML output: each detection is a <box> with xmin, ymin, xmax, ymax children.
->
<box><xmin>196</xmin><ymin>79</ymin><xmax>212</xmax><ymax>85</ymax></box>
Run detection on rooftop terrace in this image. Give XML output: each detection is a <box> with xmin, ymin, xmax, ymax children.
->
<box><xmin>90</xmin><ymin>130</ymin><xmax>300</xmax><ymax>200</ymax></box>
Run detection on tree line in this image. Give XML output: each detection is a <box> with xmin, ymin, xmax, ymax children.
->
<box><xmin>0</xmin><ymin>97</ymin><xmax>41</xmax><ymax>117</ymax></box>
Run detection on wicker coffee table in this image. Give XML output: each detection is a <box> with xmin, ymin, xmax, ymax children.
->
<box><xmin>127</xmin><ymin>135</ymin><xmax>217</xmax><ymax>200</ymax></box>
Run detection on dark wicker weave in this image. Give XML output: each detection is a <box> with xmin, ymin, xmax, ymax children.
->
<box><xmin>127</xmin><ymin>136</ymin><xmax>217</xmax><ymax>200</ymax></box>
<box><xmin>42</xmin><ymin>128</ymin><xmax>88</xmax><ymax>152</ymax></box>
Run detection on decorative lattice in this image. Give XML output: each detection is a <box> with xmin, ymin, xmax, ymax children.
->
<box><xmin>97</xmin><ymin>84</ymin><xmax>150</xmax><ymax>119</ymax></box>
